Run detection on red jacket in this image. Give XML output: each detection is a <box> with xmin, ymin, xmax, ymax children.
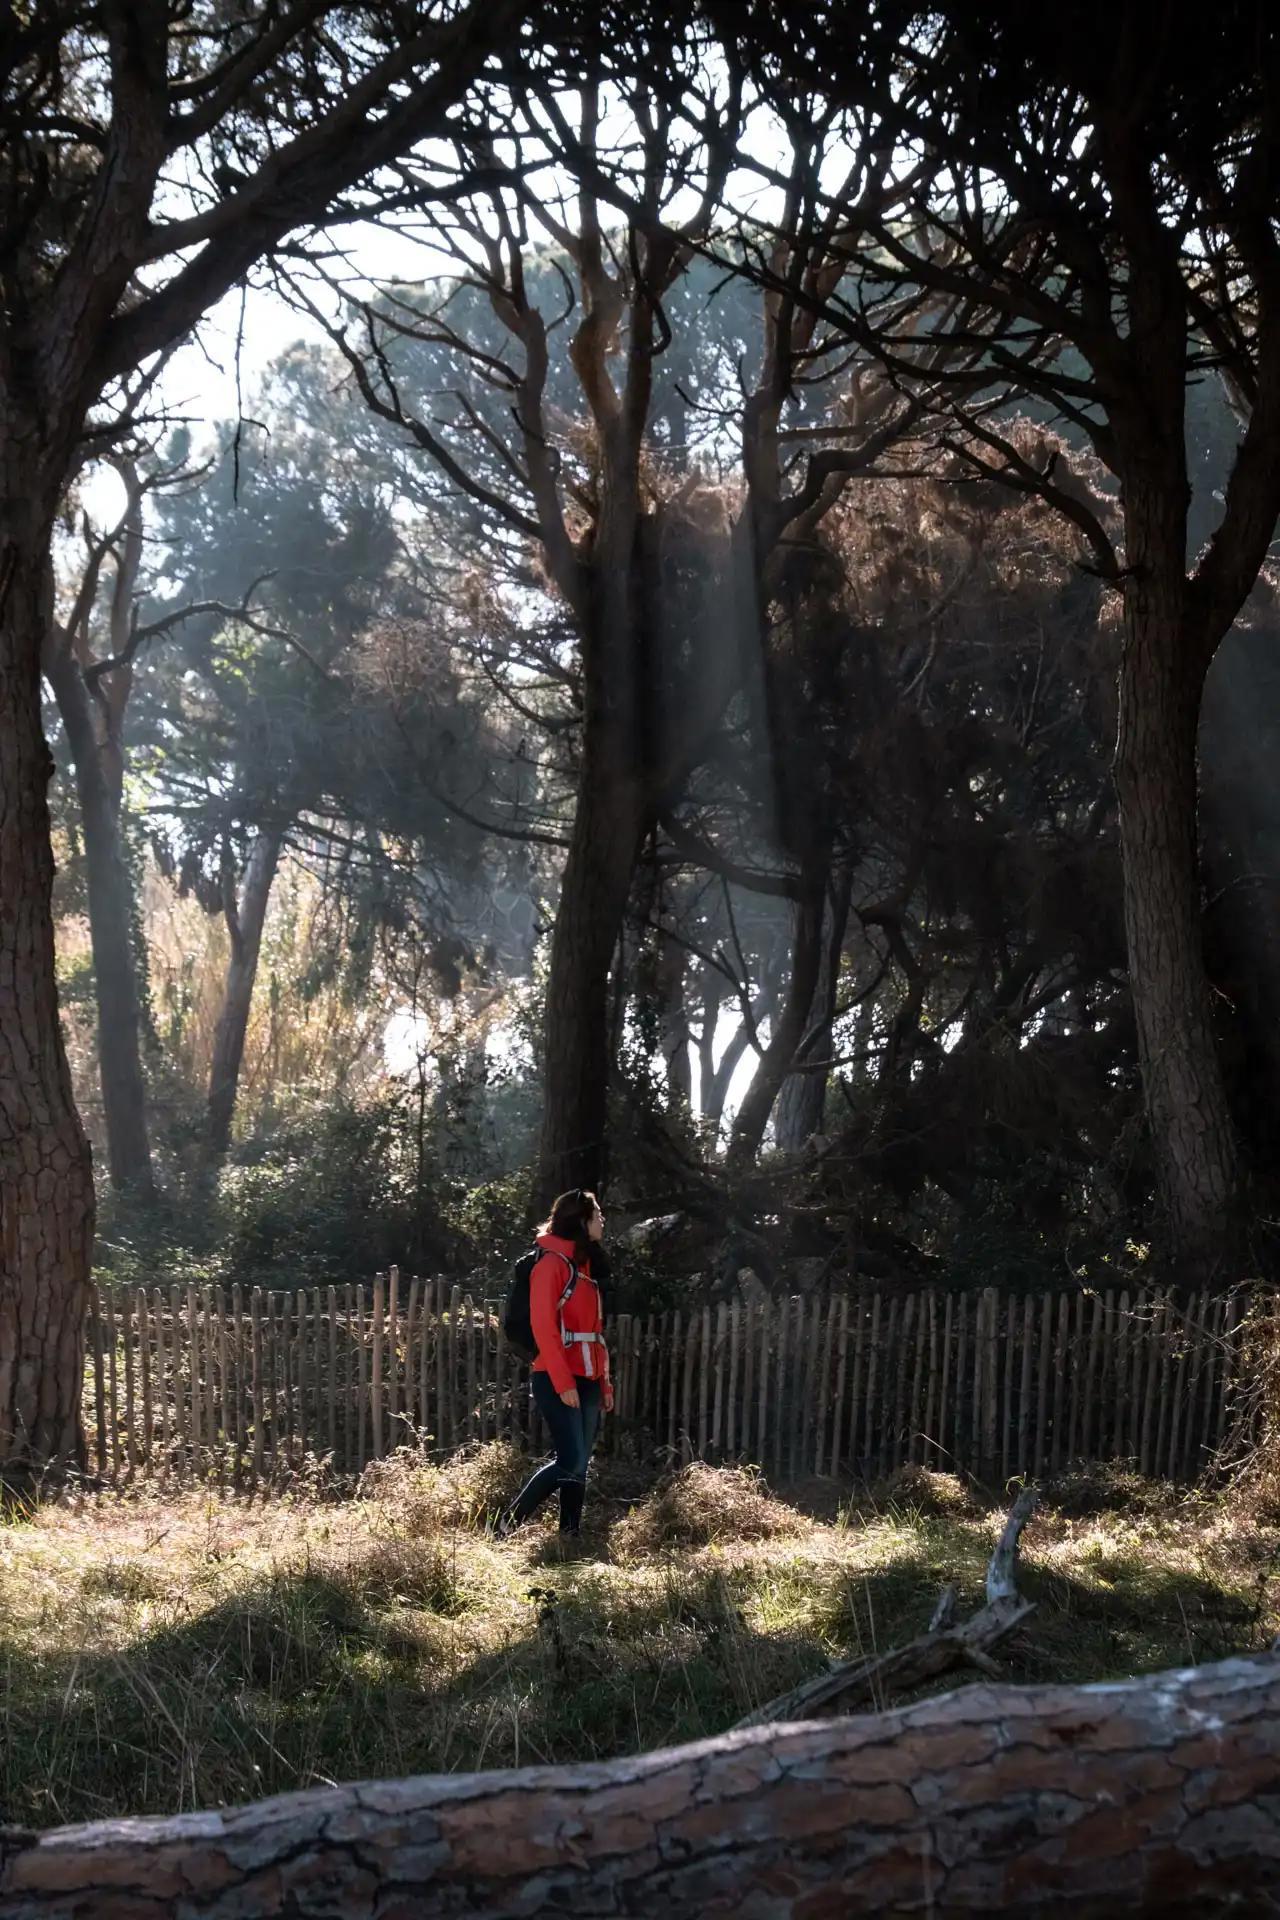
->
<box><xmin>530</xmin><ymin>1232</ymin><xmax>609</xmax><ymax>1396</ymax></box>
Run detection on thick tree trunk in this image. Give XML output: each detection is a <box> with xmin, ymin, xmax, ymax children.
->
<box><xmin>1114</xmin><ymin>478</ymin><xmax>1238</xmax><ymax>1264</ymax></box>
<box><xmin>206</xmin><ymin>828</ymin><xmax>284</xmax><ymax>1160</ymax></box>
<box><xmin>46</xmin><ymin>652</ymin><xmax>154</xmax><ymax>1195</ymax></box>
<box><xmin>5</xmin><ymin>1654</ymin><xmax>1280</xmax><ymax>1917</ymax></box>
<box><xmin>774</xmin><ymin>865</ymin><xmax>853</xmax><ymax>1153</ymax></box>
<box><xmin>1200</xmin><ymin>629</ymin><xmax>1280</xmax><ymax>1171</ymax></box>
<box><xmin>536</xmin><ymin>766</ymin><xmax>646</xmax><ymax>1203</ymax></box>
<box><xmin>0</xmin><ymin>538</ymin><xmax>95</xmax><ymax>1480</ymax></box>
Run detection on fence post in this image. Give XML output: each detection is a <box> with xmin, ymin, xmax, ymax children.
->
<box><xmin>796</xmin><ymin>1295</ymin><xmax>817</xmax><ymax>1476</ymax></box>
<box><xmin>1153</xmin><ymin>1292</ymin><xmax>1175</xmax><ymax>1476</ymax></box>
<box><xmin>1081</xmin><ymin>1290</ymin><xmax>1103</xmax><ymax>1462</ymax></box>
<box><xmin>482</xmin><ymin>1294</ymin><xmax>494</xmax><ymax>1446</ymax></box>
<box><xmin>1065</xmin><ymin>1291</ymin><xmax>1084</xmax><ymax>1465</ymax></box>
<box><xmin>708</xmin><ymin>1304</ymin><xmax>725</xmax><ymax>1460</ymax></box>
<box><xmin>342</xmin><ymin>1282</ymin><xmax>355</xmax><ymax>1473</ymax></box>
<box><xmin>726</xmin><ymin>1301</ymin><xmax>740</xmax><ymax>1461</ymax></box>
<box><xmin>1217</xmin><ymin>1290</ymin><xmax>1243</xmax><ymax>1457</ymax></box>
<box><xmin>431</xmin><ymin>1281</ymin><xmax>444</xmax><ymax>1453</ymax></box>
<box><xmin>354</xmin><ymin>1284</ymin><xmax>368</xmax><ymax>1471</ymax></box>
<box><xmin>295</xmin><ymin>1287</ymin><xmax>311</xmax><ymax>1468</ymax></box>
<box><xmin>859</xmin><ymin>1297</ymin><xmax>882</xmax><ymax>1474</ymax></box>
<box><xmin>245</xmin><ymin>1287</ymin><xmax>260</xmax><ymax>1484</ymax></box>
<box><xmin>483</xmin><ymin>1293</ymin><xmax>494</xmax><ymax>1445</ymax></box>
<box><xmin>950</xmin><ymin>1294</ymin><xmax>967</xmax><ymax>1471</ymax></box>
<box><xmin>908</xmin><ymin>1290</ymin><xmax>927</xmax><ymax>1468</ymax></box>
<box><xmin>152</xmin><ymin>1286</ymin><xmax>169</xmax><ymax>1476</ymax></box>
<box><xmin>418</xmin><ymin>1278</ymin><xmax>431</xmax><ymax>1441</ymax></box>
<box><xmin>830</xmin><ymin>1295</ymin><xmax>849</xmax><ymax>1478</ymax></box>
<box><xmin>996</xmin><ymin>1292</ymin><xmax>1012</xmax><ymax>1482</ymax></box>
<box><xmin>769</xmin><ymin>1297</ymin><xmax>787</xmax><ymax>1481</ymax></box>
<box><xmin>1139</xmin><ymin>1290</ymin><xmax>1162</xmax><ymax>1475</ymax></box>
<box><xmin>402</xmin><ymin>1278</ymin><xmax>418</xmax><ymax>1445</ymax></box>
<box><xmin>675</xmin><ymin>1308</ymin><xmax>692</xmax><ymax>1463</ymax></box>
<box><xmin>923</xmin><ymin>1291</ymin><xmax>939</xmax><ymax>1472</ymax></box>
<box><xmin>463</xmin><ymin>1292</ymin><xmax>477</xmax><ymax>1446</ymax></box>
<box><xmin>1033</xmin><ymin>1293</ymin><xmax>1053</xmax><ymax>1478</ymax></box>
<box><xmin>443</xmin><ymin>1285</ymin><xmax>459</xmax><ymax>1451</ymax></box>
<box><xmin>217</xmin><ymin>1289</ymin><xmax>230</xmax><ymax>1476</ymax></box>
<box><xmin>1198</xmin><ymin>1291</ymin><xmax>1224</xmax><ymax>1468</ymax></box>
<box><xmin>740</xmin><ymin>1300</ymin><xmax>755</xmax><ymax>1463</ymax></box>
<box><xmin>756</xmin><ymin>1299</ymin><xmax>770</xmax><ymax>1468</ymax></box>
<box><xmin>91</xmin><ymin>1287</ymin><xmax>107</xmax><ymax>1478</ymax></box>
<box><xmin>387</xmin><ymin>1266</ymin><xmax>400</xmax><ymax>1442</ymax></box>
<box><xmin>134</xmin><ymin>1289</ymin><xmax>151</xmax><ymax>1476</ymax></box>
<box><xmin>120</xmin><ymin>1287</ymin><xmax>136</xmax><ymax>1478</ymax></box>
<box><xmin>262</xmin><ymin>1291</ymin><xmax>277</xmax><ymax>1478</ymax></box>
<box><xmin>990</xmin><ymin>1290</ymin><xmax>1005</xmax><ymax>1482</ymax></box>
<box><xmin>1128</xmin><ymin>1288</ymin><xmax>1150</xmax><ymax>1461</ymax></box>
<box><xmin>879</xmin><ymin>1292</ymin><xmax>900</xmax><ymax>1475</ymax></box>
<box><xmin>103</xmin><ymin>1290</ymin><xmax>120</xmax><ymax>1482</ymax></box>
<box><xmin>227</xmin><ymin>1283</ymin><xmax>242</xmax><ymax>1481</ymax></box>
<box><xmin>892</xmin><ymin>1293</ymin><xmax>913</xmax><ymax>1472</ymax></box>
<box><xmin>170</xmin><ymin>1283</ymin><xmax>186</xmax><ymax>1476</ymax></box>
<box><xmin>197</xmin><ymin>1283</ymin><xmax>213</xmax><ymax>1466</ymax></box>
<box><xmin>370</xmin><ymin>1273</ymin><xmax>385</xmax><ymax>1461</ymax></box>
<box><xmin>1180</xmin><ymin>1288</ymin><xmax>1209</xmax><ymax>1480</ymax></box>
<box><xmin>936</xmin><ymin>1293</ymin><xmax>953</xmax><ymax>1475</ymax></box>
<box><xmin>1174</xmin><ymin>1297</ymin><xmax>1197</xmax><ymax>1474</ymax></box>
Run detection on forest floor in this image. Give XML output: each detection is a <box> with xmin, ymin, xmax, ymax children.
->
<box><xmin>2</xmin><ymin>1449</ymin><xmax>1277</xmax><ymax>1833</ymax></box>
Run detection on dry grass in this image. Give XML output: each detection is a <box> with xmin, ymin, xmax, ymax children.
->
<box><xmin>610</xmin><ymin>1461</ymin><xmax>810</xmax><ymax>1559</ymax></box>
<box><xmin>1</xmin><ymin>1453</ymin><xmax>1277</xmax><ymax>1833</ymax></box>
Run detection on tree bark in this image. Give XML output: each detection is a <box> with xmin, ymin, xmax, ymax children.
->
<box><xmin>1113</xmin><ymin>469</ymin><xmax>1239</xmax><ymax>1264</ymax></box>
<box><xmin>0</xmin><ymin>0</ymin><xmax>524</xmax><ymax>1481</ymax></box>
<box><xmin>45</xmin><ymin>651</ymin><xmax>154</xmax><ymax>1195</ymax></box>
<box><xmin>657</xmin><ymin>927</ymin><xmax>693</xmax><ymax>1112</ymax></box>
<box><xmin>206</xmin><ymin>828</ymin><xmax>285</xmax><ymax>1160</ymax></box>
<box><xmin>773</xmin><ymin>864</ymin><xmax>853</xmax><ymax>1153</ymax></box>
<box><xmin>0</xmin><ymin>536</ymin><xmax>95</xmax><ymax>1480</ymax></box>
<box><xmin>1200</xmin><ymin>629</ymin><xmax>1280</xmax><ymax>1168</ymax></box>
<box><xmin>727</xmin><ymin>871</ymin><xmax>827</xmax><ymax>1168</ymax></box>
<box><xmin>5</xmin><ymin>1654</ymin><xmax>1280</xmax><ymax>1917</ymax></box>
<box><xmin>535</xmin><ymin>759</ymin><xmax>646</xmax><ymax>1203</ymax></box>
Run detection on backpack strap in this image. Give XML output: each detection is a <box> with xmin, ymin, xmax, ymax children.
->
<box><xmin>540</xmin><ymin>1245</ymin><xmax>578</xmax><ymax>1306</ymax></box>
<box><xmin>538</xmin><ymin>1247</ymin><xmax>587</xmax><ymax>1366</ymax></box>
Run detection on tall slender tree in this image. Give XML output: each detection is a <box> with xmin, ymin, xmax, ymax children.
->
<box><xmin>46</xmin><ymin>459</ymin><xmax>157</xmax><ymax>1195</ymax></box>
<box><xmin>718</xmin><ymin>0</ymin><xmax>1280</xmax><ymax>1261</ymax></box>
<box><xmin>0</xmin><ymin>0</ymin><xmax>531</xmax><ymax>1477</ymax></box>
<box><xmin>312</xmin><ymin>45</ymin><xmax>951</xmax><ymax>1202</ymax></box>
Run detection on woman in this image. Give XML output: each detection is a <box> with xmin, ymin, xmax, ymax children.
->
<box><xmin>501</xmin><ymin>1188</ymin><xmax>614</xmax><ymax>1541</ymax></box>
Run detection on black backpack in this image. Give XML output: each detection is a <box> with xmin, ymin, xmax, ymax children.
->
<box><xmin>502</xmin><ymin>1247</ymin><xmax>577</xmax><ymax>1362</ymax></box>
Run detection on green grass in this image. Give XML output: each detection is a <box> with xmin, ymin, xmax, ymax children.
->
<box><xmin>1</xmin><ymin>1450</ymin><xmax>1275</xmax><ymax>1831</ymax></box>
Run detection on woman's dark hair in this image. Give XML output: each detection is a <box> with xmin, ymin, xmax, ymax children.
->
<box><xmin>538</xmin><ymin>1188</ymin><xmax>601</xmax><ymax>1264</ymax></box>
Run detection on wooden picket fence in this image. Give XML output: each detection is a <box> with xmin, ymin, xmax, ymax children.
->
<box><xmin>82</xmin><ymin>1274</ymin><xmax>1256</xmax><ymax>1488</ymax></box>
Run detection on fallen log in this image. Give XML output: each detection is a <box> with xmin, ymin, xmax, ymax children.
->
<box><xmin>734</xmin><ymin>1487</ymin><xmax>1038</xmax><ymax>1730</ymax></box>
<box><xmin>4</xmin><ymin>1652</ymin><xmax>1280</xmax><ymax>1917</ymax></box>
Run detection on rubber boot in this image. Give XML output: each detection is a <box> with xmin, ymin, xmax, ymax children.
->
<box><xmin>558</xmin><ymin>1478</ymin><xmax>585</xmax><ymax>1535</ymax></box>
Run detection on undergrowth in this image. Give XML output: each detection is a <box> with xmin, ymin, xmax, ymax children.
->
<box><xmin>1</xmin><ymin>1448</ymin><xmax>1276</xmax><ymax>1831</ymax></box>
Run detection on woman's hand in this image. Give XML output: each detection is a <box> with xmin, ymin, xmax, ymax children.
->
<box><xmin>559</xmin><ymin>1386</ymin><xmax>581</xmax><ymax>1409</ymax></box>
<box><xmin>602</xmin><ymin>1382</ymin><xmax>615</xmax><ymax>1414</ymax></box>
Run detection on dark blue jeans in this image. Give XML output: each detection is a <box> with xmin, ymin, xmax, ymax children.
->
<box><xmin>510</xmin><ymin>1373</ymin><xmax>602</xmax><ymax>1533</ymax></box>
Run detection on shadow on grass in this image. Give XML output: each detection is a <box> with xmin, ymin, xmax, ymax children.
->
<box><xmin>2</xmin><ymin>1464</ymin><xmax>1271</xmax><ymax>1833</ymax></box>
<box><xmin>0</xmin><ymin>1548</ymin><xmax>824</xmax><ymax>1828</ymax></box>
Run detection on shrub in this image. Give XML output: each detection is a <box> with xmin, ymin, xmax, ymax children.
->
<box><xmin>360</xmin><ymin>1441</ymin><xmax>530</xmax><ymax>1535</ymax></box>
<box><xmin>610</xmin><ymin>1463</ymin><xmax>810</xmax><ymax>1560</ymax></box>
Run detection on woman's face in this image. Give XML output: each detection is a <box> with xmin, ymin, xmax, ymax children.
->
<box><xmin>587</xmin><ymin>1204</ymin><xmax>605</xmax><ymax>1243</ymax></box>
